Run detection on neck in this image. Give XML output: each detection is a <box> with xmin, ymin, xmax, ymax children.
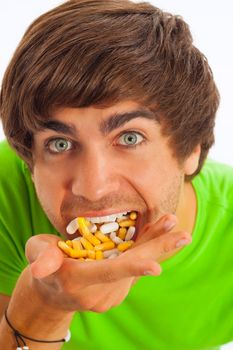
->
<box><xmin>176</xmin><ymin>181</ymin><xmax>197</xmax><ymax>236</ymax></box>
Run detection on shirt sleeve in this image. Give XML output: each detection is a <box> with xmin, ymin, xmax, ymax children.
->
<box><xmin>0</xmin><ymin>142</ymin><xmax>31</xmax><ymax>295</ymax></box>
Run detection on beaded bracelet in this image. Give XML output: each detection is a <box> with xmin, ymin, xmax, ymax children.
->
<box><xmin>4</xmin><ymin>309</ymin><xmax>71</xmax><ymax>350</ymax></box>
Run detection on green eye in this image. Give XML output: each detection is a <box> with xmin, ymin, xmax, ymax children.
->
<box><xmin>118</xmin><ymin>132</ymin><xmax>144</xmax><ymax>146</ymax></box>
<box><xmin>48</xmin><ymin>138</ymin><xmax>72</xmax><ymax>153</ymax></box>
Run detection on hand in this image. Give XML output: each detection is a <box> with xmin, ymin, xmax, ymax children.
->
<box><xmin>25</xmin><ymin>214</ymin><xmax>192</xmax><ymax>313</ymax></box>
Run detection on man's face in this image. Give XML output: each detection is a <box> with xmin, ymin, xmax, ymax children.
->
<box><xmin>32</xmin><ymin>101</ymin><xmax>191</xmax><ymax>238</ymax></box>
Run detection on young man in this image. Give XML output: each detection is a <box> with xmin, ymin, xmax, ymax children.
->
<box><xmin>0</xmin><ymin>0</ymin><xmax>232</xmax><ymax>349</ymax></box>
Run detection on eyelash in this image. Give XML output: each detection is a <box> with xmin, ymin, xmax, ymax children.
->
<box><xmin>44</xmin><ymin>137</ymin><xmax>75</xmax><ymax>155</ymax></box>
<box><xmin>116</xmin><ymin>131</ymin><xmax>146</xmax><ymax>149</ymax></box>
<box><xmin>44</xmin><ymin>131</ymin><xmax>146</xmax><ymax>155</ymax></box>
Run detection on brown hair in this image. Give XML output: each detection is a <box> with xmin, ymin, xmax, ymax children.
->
<box><xmin>0</xmin><ymin>0</ymin><xmax>219</xmax><ymax>179</ymax></box>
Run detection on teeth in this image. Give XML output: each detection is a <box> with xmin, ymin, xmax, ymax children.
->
<box><xmin>86</xmin><ymin>211</ymin><xmax>128</xmax><ymax>224</ymax></box>
<box><xmin>66</xmin><ymin>211</ymin><xmax>135</xmax><ymax>235</ymax></box>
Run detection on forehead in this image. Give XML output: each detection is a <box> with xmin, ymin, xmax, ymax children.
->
<box><xmin>52</xmin><ymin>100</ymin><xmax>154</xmax><ymax>120</ymax></box>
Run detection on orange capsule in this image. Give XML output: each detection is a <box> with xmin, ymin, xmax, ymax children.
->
<box><xmin>95</xmin><ymin>250</ymin><xmax>104</xmax><ymax>260</ymax></box>
<box><xmin>70</xmin><ymin>249</ymin><xmax>88</xmax><ymax>259</ymax></box>
<box><xmin>72</xmin><ymin>239</ymin><xmax>83</xmax><ymax>250</ymax></box>
<box><xmin>87</xmin><ymin>250</ymin><xmax>96</xmax><ymax>259</ymax></box>
<box><xmin>80</xmin><ymin>237</ymin><xmax>94</xmax><ymax>250</ymax></box>
<box><xmin>94</xmin><ymin>241</ymin><xmax>115</xmax><ymax>251</ymax></box>
<box><xmin>95</xmin><ymin>231</ymin><xmax>111</xmax><ymax>243</ymax></box>
<box><xmin>129</xmin><ymin>212</ymin><xmax>137</xmax><ymax>220</ymax></box>
<box><xmin>65</xmin><ymin>240</ymin><xmax>73</xmax><ymax>248</ymax></box>
<box><xmin>119</xmin><ymin>220</ymin><xmax>136</xmax><ymax>228</ymax></box>
<box><xmin>117</xmin><ymin>240</ymin><xmax>134</xmax><ymax>252</ymax></box>
<box><xmin>58</xmin><ymin>241</ymin><xmax>72</xmax><ymax>256</ymax></box>
<box><xmin>77</xmin><ymin>217</ymin><xmax>91</xmax><ymax>236</ymax></box>
<box><xmin>118</xmin><ymin>228</ymin><xmax>127</xmax><ymax>240</ymax></box>
<box><xmin>84</xmin><ymin>233</ymin><xmax>101</xmax><ymax>246</ymax></box>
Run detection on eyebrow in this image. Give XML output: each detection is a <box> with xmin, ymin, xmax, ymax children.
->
<box><xmin>40</xmin><ymin>120</ymin><xmax>77</xmax><ymax>137</ymax></box>
<box><xmin>40</xmin><ymin>109</ymin><xmax>158</xmax><ymax>136</ymax></box>
<box><xmin>100</xmin><ymin>109</ymin><xmax>158</xmax><ymax>135</ymax></box>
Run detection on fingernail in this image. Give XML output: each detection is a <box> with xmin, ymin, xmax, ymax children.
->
<box><xmin>143</xmin><ymin>266</ymin><xmax>162</xmax><ymax>276</ymax></box>
<box><xmin>143</xmin><ymin>270</ymin><xmax>154</xmax><ymax>276</ymax></box>
<box><xmin>164</xmin><ymin>220</ymin><xmax>176</xmax><ymax>232</ymax></box>
<box><xmin>175</xmin><ymin>238</ymin><xmax>192</xmax><ymax>248</ymax></box>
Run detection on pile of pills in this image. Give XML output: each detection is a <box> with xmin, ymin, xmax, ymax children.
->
<box><xmin>58</xmin><ymin>212</ymin><xmax>137</xmax><ymax>261</ymax></box>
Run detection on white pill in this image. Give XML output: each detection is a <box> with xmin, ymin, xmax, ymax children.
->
<box><xmin>125</xmin><ymin>226</ymin><xmax>136</xmax><ymax>241</ymax></box>
<box><xmin>89</xmin><ymin>223</ymin><xmax>97</xmax><ymax>233</ymax></box>
<box><xmin>112</xmin><ymin>236</ymin><xmax>123</xmax><ymax>245</ymax></box>
<box><xmin>103</xmin><ymin>248</ymin><xmax>119</xmax><ymax>258</ymax></box>
<box><xmin>72</xmin><ymin>236</ymin><xmax>81</xmax><ymax>241</ymax></box>
<box><xmin>100</xmin><ymin>222</ymin><xmax>119</xmax><ymax>234</ymax></box>
<box><xmin>66</xmin><ymin>218</ymin><xmax>79</xmax><ymax>235</ymax></box>
<box><xmin>108</xmin><ymin>253</ymin><xmax>119</xmax><ymax>259</ymax></box>
<box><xmin>110</xmin><ymin>231</ymin><xmax>116</xmax><ymax>240</ymax></box>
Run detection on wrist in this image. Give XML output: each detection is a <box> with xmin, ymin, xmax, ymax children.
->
<box><xmin>7</xmin><ymin>267</ymin><xmax>74</xmax><ymax>340</ymax></box>
<box><xmin>4</xmin><ymin>308</ymin><xmax>71</xmax><ymax>349</ymax></box>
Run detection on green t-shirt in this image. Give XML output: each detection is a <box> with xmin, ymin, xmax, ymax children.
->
<box><xmin>0</xmin><ymin>140</ymin><xmax>233</xmax><ymax>350</ymax></box>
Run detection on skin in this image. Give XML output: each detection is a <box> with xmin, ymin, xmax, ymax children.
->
<box><xmin>31</xmin><ymin>100</ymin><xmax>200</xmax><ymax>239</ymax></box>
<box><xmin>0</xmin><ymin>100</ymin><xmax>199</xmax><ymax>349</ymax></box>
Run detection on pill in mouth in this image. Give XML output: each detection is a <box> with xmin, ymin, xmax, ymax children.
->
<box><xmin>58</xmin><ymin>211</ymin><xmax>137</xmax><ymax>261</ymax></box>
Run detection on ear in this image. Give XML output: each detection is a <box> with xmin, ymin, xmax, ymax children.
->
<box><xmin>184</xmin><ymin>144</ymin><xmax>201</xmax><ymax>176</ymax></box>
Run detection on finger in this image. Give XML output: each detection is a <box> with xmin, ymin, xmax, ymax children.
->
<box><xmin>25</xmin><ymin>234</ymin><xmax>64</xmax><ymax>279</ymax></box>
<box><xmin>58</xmin><ymin>227</ymin><xmax>189</xmax><ymax>286</ymax></box>
<box><xmin>62</xmin><ymin>255</ymin><xmax>162</xmax><ymax>286</ymax></box>
<box><xmin>127</xmin><ymin>229</ymin><xmax>192</xmax><ymax>262</ymax></box>
<box><xmin>135</xmin><ymin>214</ymin><xmax>178</xmax><ymax>246</ymax></box>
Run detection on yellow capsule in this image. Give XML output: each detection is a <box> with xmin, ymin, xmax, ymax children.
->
<box><xmin>87</xmin><ymin>250</ymin><xmax>96</xmax><ymax>259</ymax></box>
<box><xmin>95</xmin><ymin>231</ymin><xmax>111</xmax><ymax>243</ymax></box>
<box><xmin>118</xmin><ymin>227</ymin><xmax>127</xmax><ymax>240</ymax></box>
<box><xmin>78</xmin><ymin>258</ymin><xmax>85</xmax><ymax>261</ymax></box>
<box><xmin>95</xmin><ymin>250</ymin><xmax>104</xmax><ymax>260</ymax></box>
<box><xmin>84</xmin><ymin>232</ymin><xmax>101</xmax><ymax>246</ymax></box>
<box><xmin>72</xmin><ymin>239</ymin><xmax>83</xmax><ymax>250</ymax></box>
<box><xmin>129</xmin><ymin>211</ymin><xmax>137</xmax><ymax>220</ymax></box>
<box><xmin>70</xmin><ymin>249</ymin><xmax>88</xmax><ymax>259</ymax></box>
<box><xmin>117</xmin><ymin>240</ymin><xmax>134</xmax><ymax>252</ymax></box>
<box><xmin>119</xmin><ymin>220</ymin><xmax>136</xmax><ymax>228</ymax></box>
<box><xmin>77</xmin><ymin>217</ymin><xmax>91</xmax><ymax>236</ymax></box>
<box><xmin>80</xmin><ymin>237</ymin><xmax>94</xmax><ymax>250</ymax></box>
<box><xmin>58</xmin><ymin>241</ymin><xmax>72</xmax><ymax>256</ymax></box>
<box><xmin>65</xmin><ymin>240</ymin><xmax>73</xmax><ymax>248</ymax></box>
<box><xmin>94</xmin><ymin>241</ymin><xmax>115</xmax><ymax>251</ymax></box>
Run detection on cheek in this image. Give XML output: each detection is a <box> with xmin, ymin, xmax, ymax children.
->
<box><xmin>124</xmin><ymin>149</ymin><xmax>183</xmax><ymax>210</ymax></box>
<box><xmin>125</xmin><ymin>151</ymin><xmax>171</xmax><ymax>189</ymax></box>
<box><xmin>32</xmin><ymin>164</ymin><xmax>66</xmax><ymax>214</ymax></box>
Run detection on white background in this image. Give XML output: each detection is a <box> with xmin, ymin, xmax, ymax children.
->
<box><xmin>0</xmin><ymin>0</ymin><xmax>233</xmax><ymax>169</ymax></box>
<box><xmin>0</xmin><ymin>1</ymin><xmax>233</xmax><ymax>348</ymax></box>
<box><xmin>0</xmin><ymin>0</ymin><xmax>233</xmax><ymax>167</ymax></box>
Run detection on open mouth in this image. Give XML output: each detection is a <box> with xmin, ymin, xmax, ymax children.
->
<box><xmin>66</xmin><ymin>211</ymin><xmax>138</xmax><ymax>237</ymax></box>
<box><xmin>63</xmin><ymin>211</ymin><xmax>138</xmax><ymax>260</ymax></box>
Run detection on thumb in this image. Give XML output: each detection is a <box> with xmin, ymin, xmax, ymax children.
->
<box><xmin>25</xmin><ymin>234</ymin><xmax>64</xmax><ymax>279</ymax></box>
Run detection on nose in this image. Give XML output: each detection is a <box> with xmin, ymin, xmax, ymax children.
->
<box><xmin>71</xmin><ymin>149</ymin><xmax>121</xmax><ymax>202</ymax></box>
